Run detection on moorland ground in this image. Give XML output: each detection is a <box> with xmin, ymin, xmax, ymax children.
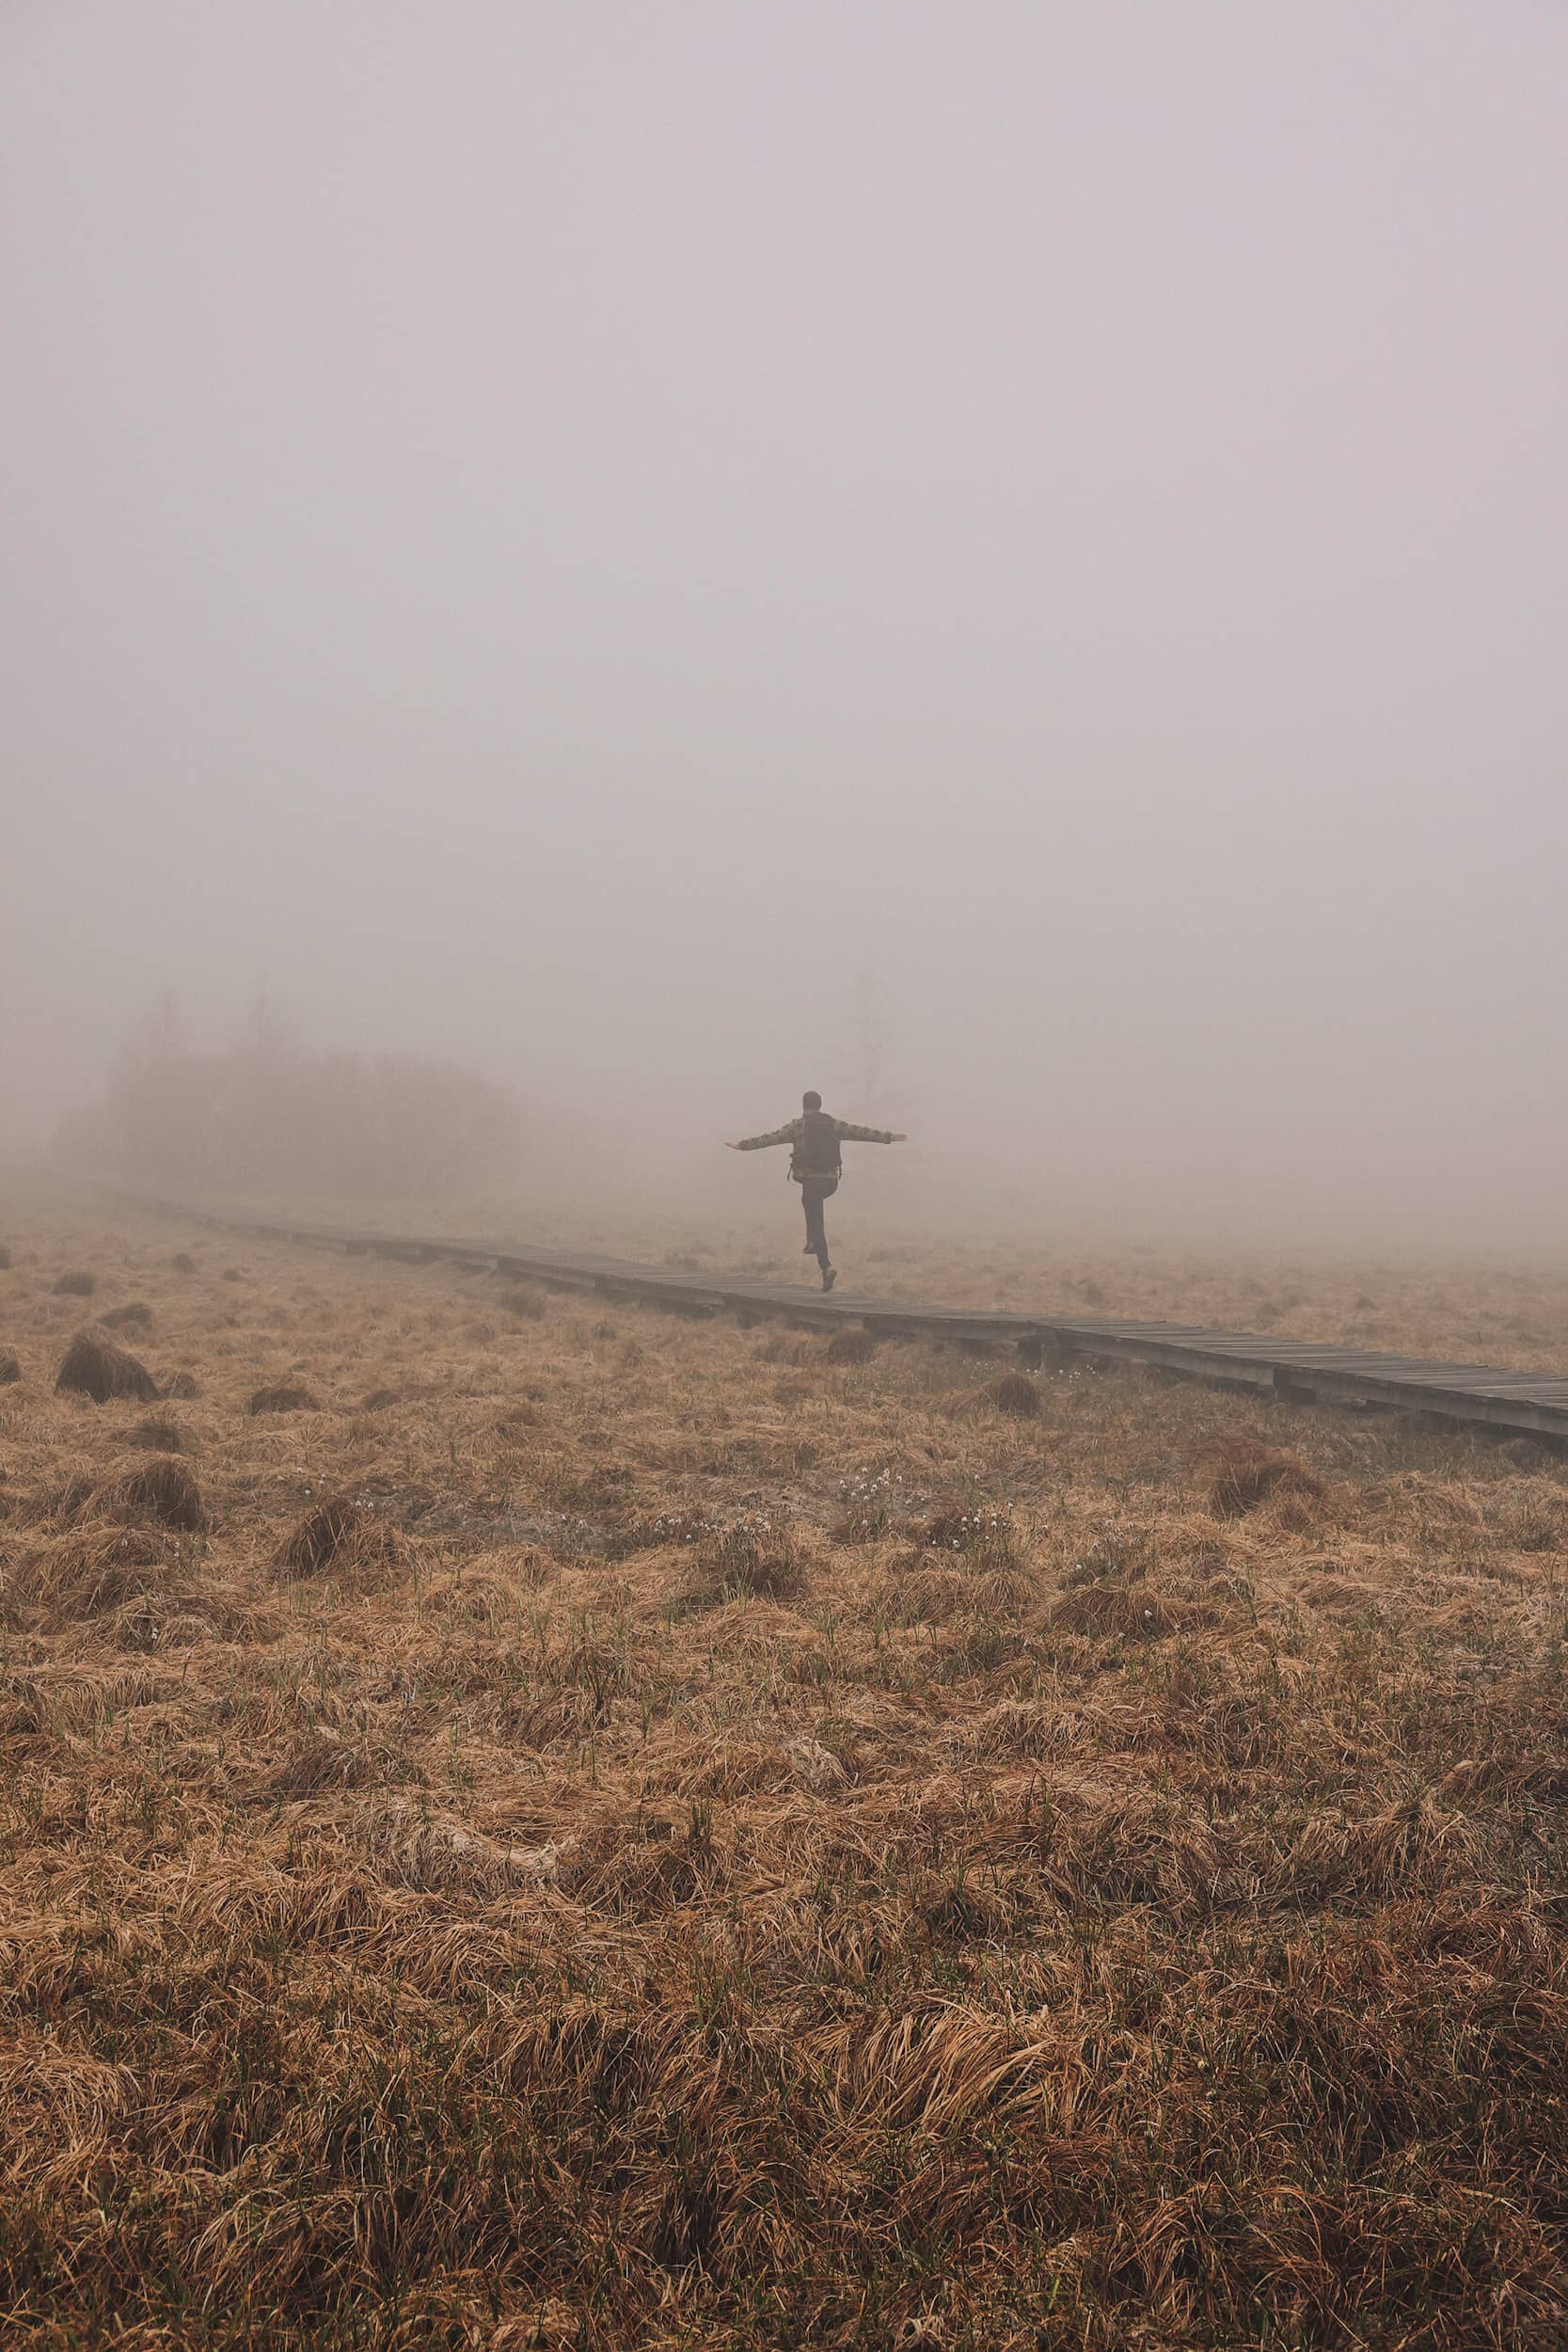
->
<box><xmin>197</xmin><ymin>1182</ymin><xmax>1568</xmax><ymax>1377</ymax></box>
<box><xmin>3</xmin><ymin>1178</ymin><xmax>1568</xmax><ymax>2348</ymax></box>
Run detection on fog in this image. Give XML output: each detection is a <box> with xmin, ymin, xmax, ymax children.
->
<box><xmin>4</xmin><ymin>2</ymin><xmax>1566</xmax><ymax>1243</ymax></box>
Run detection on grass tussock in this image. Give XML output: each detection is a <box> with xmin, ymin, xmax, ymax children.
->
<box><xmin>923</xmin><ymin>1499</ymin><xmax>1023</xmax><ymax>1565</ymax></box>
<box><xmin>4</xmin><ymin>1184</ymin><xmax>1568</xmax><ymax>2347</ymax></box>
<box><xmin>98</xmin><ymin>1452</ymin><xmax>207</xmax><ymax>1533</ymax></box>
<box><xmin>99</xmin><ymin>1298</ymin><xmax>153</xmax><ymax>1333</ymax></box>
<box><xmin>0</xmin><ymin>1350</ymin><xmax>20</xmax><ymax>1385</ymax></box>
<box><xmin>986</xmin><ymin>1367</ymin><xmax>1041</xmax><ymax>1417</ymax></box>
<box><xmin>169</xmin><ymin>1249</ymin><xmax>197</xmax><ymax>1273</ymax></box>
<box><xmin>275</xmin><ymin>1493</ymin><xmax>402</xmax><ymax>1579</ymax></box>
<box><xmin>1194</xmin><ymin>1433</ymin><xmax>1323</xmax><ymax>1517</ymax></box>
<box><xmin>1048</xmin><ymin>1578</ymin><xmax>1182</xmax><ymax>1638</ymax></box>
<box><xmin>55</xmin><ymin>1326</ymin><xmax>159</xmax><ymax>1404</ymax></box>
<box><xmin>496</xmin><ymin>1399</ymin><xmax>546</xmax><ymax>1433</ymax></box>
<box><xmin>51</xmin><ymin>1268</ymin><xmax>95</xmax><ymax>1296</ymax></box>
<box><xmin>247</xmin><ymin>1379</ymin><xmax>321</xmax><ymax>1415</ymax></box>
<box><xmin>128</xmin><ymin>1411</ymin><xmax>193</xmax><ymax>1453</ymax></box>
<box><xmin>5</xmin><ymin>1522</ymin><xmax>181</xmax><ymax>1628</ymax></box>
<box><xmin>825</xmin><ymin>1326</ymin><xmax>879</xmax><ymax>1365</ymax></box>
<box><xmin>688</xmin><ymin>1510</ymin><xmax>808</xmax><ymax>1602</ymax></box>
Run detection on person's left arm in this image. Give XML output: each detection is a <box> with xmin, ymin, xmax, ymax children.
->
<box><xmin>833</xmin><ymin>1122</ymin><xmax>907</xmax><ymax>1144</ymax></box>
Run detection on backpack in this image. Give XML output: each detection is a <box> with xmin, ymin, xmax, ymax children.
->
<box><xmin>791</xmin><ymin>1109</ymin><xmax>842</xmax><ymax>1181</ymax></box>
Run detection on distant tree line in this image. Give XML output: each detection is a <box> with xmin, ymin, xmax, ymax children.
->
<box><xmin>54</xmin><ymin>996</ymin><xmax>522</xmax><ymax>1198</ymax></box>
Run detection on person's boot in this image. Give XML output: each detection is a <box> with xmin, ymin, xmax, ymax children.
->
<box><xmin>822</xmin><ymin>1265</ymin><xmax>837</xmax><ymax>1293</ymax></box>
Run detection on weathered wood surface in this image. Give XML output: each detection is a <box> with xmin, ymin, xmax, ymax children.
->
<box><xmin>117</xmin><ymin>1193</ymin><xmax>1568</xmax><ymax>1442</ymax></box>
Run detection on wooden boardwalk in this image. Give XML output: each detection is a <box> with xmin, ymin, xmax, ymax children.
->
<box><xmin>125</xmin><ymin>1194</ymin><xmax>1568</xmax><ymax>1444</ymax></box>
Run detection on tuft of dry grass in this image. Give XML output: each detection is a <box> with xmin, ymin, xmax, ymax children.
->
<box><xmin>986</xmin><ymin>1367</ymin><xmax>1041</xmax><ymax>1417</ymax></box>
<box><xmin>922</xmin><ymin>1499</ymin><xmax>1024</xmax><ymax>1566</ymax></box>
<box><xmin>99</xmin><ymin>1298</ymin><xmax>153</xmax><ymax>1334</ymax></box>
<box><xmin>687</xmin><ymin>1511</ymin><xmax>809</xmax><ymax>1602</ymax></box>
<box><xmin>127</xmin><ymin>1410</ymin><xmax>194</xmax><ymax>1453</ymax></box>
<box><xmin>1194</xmin><ymin>1433</ymin><xmax>1323</xmax><ymax>1517</ymax></box>
<box><xmin>55</xmin><ymin>1326</ymin><xmax>159</xmax><ymax>1403</ymax></box>
<box><xmin>99</xmin><ymin>1453</ymin><xmax>206</xmax><ymax>1533</ymax></box>
<box><xmin>825</xmin><ymin>1326</ymin><xmax>879</xmax><ymax>1365</ymax></box>
<box><xmin>169</xmin><ymin>1249</ymin><xmax>197</xmax><ymax>1274</ymax></box>
<box><xmin>51</xmin><ymin>1268</ymin><xmax>95</xmax><ymax>1296</ymax></box>
<box><xmin>0</xmin><ymin>1349</ymin><xmax>20</xmax><ymax>1385</ymax></box>
<box><xmin>247</xmin><ymin>1379</ymin><xmax>321</xmax><ymax>1414</ymax></box>
<box><xmin>496</xmin><ymin>1399</ymin><xmax>546</xmax><ymax>1434</ymax></box>
<box><xmin>5</xmin><ymin>1521</ymin><xmax>180</xmax><ymax>1628</ymax></box>
<box><xmin>275</xmin><ymin>1493</ymin><xmax>400</xmax><ymax>1578</ymax></box>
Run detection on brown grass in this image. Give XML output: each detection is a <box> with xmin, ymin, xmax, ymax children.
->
<box><xmin>825</xmin><ymin>1326</ymin><xmax>878</xmax><ymax>1365</ymax></box>
<box><xmin>247</xmin><ymin>1379</ymin><xmax>321</xmax><ymax>1414</ymax></box>
<box><xmin>99</xmin><ymin>1453</ymin><xmax>207</xmax><ymax>1532</ymax></box>
<box><xmin>55</xmin><ymin>1326</ymin><xmax>159</xmax><ymax>1404</ymax></box>
<box><xmin>3</xmin><ymin>1178</ymin><xmax>1568</xmax><ymax>2348</ymax></box>
<box><xmin>986</xmin><ymin>1367</ymin><xmax>1041</xmax><ymax>1417</ymax></box>
<box><xmin>275</xmin><ymin>1493</ymin><xmax>401</xmax><ymax>1579</ymax></box>
<box><xmin>1194</xmin><ymin>1433</ymin><xmax>1323</xmax><ymax>1516</ymax></box>
<box><xmin>128</xmin><ymin>1410</ymin><xmax>194</xmax><ymax>1453</ymax></box>
<box><xmin>0</xmin><ymin>1350</ymin><xmax>20</xmax><ymax>1385</ymax></box>
<box><xmin>51</xmin><ymin>1268</ymin><xmax>95</xmax><ymax>1296</ymax></box>
<box><xmin>685</xmin><ymin>1510</ymin><xmax>809</xmax><ymax>1602</ymax></box>
<box><xmin>5</xmin><ymin>1521</ymin><xmax>181</xmax><ymax>1626</ymax></box>
<box><xmin>100</xmin><ymin>1298</ymin><xmax>153</xmax><ymax>1333</ymax></box>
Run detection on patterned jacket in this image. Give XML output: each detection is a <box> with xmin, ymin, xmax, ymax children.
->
<box><xmin>736</xmin><ymin>1108</ymin><xmax>896</xmax><ymax>1183</ymax></box>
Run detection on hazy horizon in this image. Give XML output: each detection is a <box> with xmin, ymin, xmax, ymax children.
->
<box><xmin>5</xmin><ymin>2</ymin><xmax>1566</xmax><ymax>1245</ymax></box>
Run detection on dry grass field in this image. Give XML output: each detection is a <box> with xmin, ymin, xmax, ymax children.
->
<box><xmin>3</xmin><ymin>1179</ymin><xmax>1568</xmax><ymax>2348</ymax></box>
<box><xmin>209</xmin><ymin>1185</ymin><xmax>1568</xmax><ymax>1379</ymax></box>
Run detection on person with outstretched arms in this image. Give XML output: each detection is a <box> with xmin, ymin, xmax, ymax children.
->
<box><xmin>726</xmin><ymin>1090</ymin><xmax>906</xmax><ymax>1291</ymax></box>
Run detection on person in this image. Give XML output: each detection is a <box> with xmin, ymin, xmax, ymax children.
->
<box><xmin>726</xmin><ymin>1090</ymin><xmax>906</xmax><ymax>1291</ymax></box>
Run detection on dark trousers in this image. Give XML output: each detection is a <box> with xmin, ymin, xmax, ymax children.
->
<box><xmin>800</xmin><ymin>1176</ymin><xmax>838</xmax><ymax>1268</ymax></box>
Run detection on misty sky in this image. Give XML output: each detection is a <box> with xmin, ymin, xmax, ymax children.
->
<box><xmin>4</xmin><ymin>2</ymin><xmax>1566</xmax><ymax>1235</ymax></box>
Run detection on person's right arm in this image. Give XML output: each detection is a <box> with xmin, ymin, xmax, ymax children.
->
<box><xmin>725</xmin><ymin>1120</ymin><xmax>800</xmax><ymax>1152</ymax></box>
